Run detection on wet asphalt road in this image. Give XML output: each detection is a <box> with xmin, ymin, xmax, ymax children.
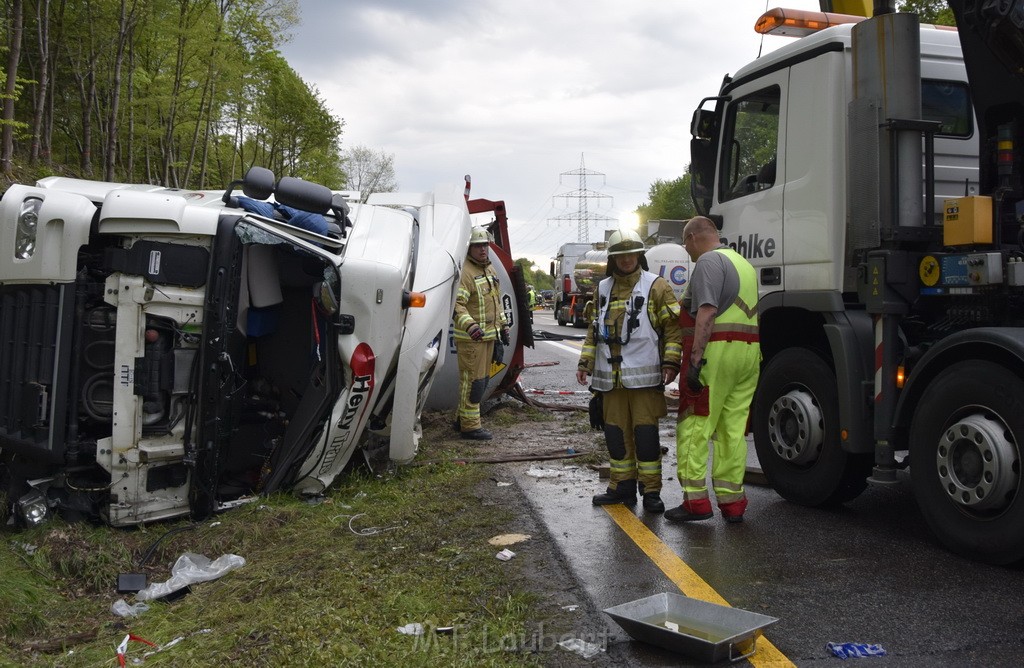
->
<box><xmin>506</xmin><ymin>310</ymin><xmax>1024</xmax><ymax>667</ymax></box>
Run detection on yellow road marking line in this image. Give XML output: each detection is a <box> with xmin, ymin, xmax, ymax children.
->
<box><xmin>604</xmin><ymin>505</ymin><xmax>795</xmax><ymax>667</ymax></box>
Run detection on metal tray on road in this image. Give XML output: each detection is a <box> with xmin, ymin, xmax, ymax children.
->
<box><xmin>603</xmin><ymin>592</ymin><xmax>778</xmax><ymax>664</ymax></box>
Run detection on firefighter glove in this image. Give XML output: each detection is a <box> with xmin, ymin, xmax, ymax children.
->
<box><xmin>500</xmin><ymin>327</ymin><xmax>510</xmax><ymax>346</ymax></box>
<box><xmin>492</xmin><ymin>339</ymin><xmax>504</xmax><ymax>363</ymax></box>
<box><xmin>685</xmin><ymin>360</ymin><xmax>705</xmax><ymax>393</ymax></box>
<box><xmin>468</xmin><ymin>324</ymin><xmax>484</xmax><ymax>340</ymax></box>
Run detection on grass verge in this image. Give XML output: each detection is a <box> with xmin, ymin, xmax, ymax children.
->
<box><xmin>0</xmin><ymin>410</ymin><xmax>590</xmax><ymax>667</ymax></box>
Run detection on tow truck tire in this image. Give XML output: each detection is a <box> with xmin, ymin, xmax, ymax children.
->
<box><xmin>556</xmin><ymin>304</ymin><xmax>567</xmax><ymax>327</ymax></box>
<box><xmin>752</xmin><ymin>347</ymin><xmax>872</xmax><ymax>506</ymax></box>
<box><xmin>909</xmin><ymin>361</ymin><xmax>1024</xmax><ymax>565</ymax></box>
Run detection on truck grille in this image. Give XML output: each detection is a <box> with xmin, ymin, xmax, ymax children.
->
<box><xmin>0</xmin><ymin>284</ymin><xmax>67</xmax><ymax>450</ymax></box>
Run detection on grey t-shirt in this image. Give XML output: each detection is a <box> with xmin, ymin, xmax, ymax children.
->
<box><xmin>682</xmin><ymin>245</ymin><xmax>740</xmax><ymax>316</ymax></box>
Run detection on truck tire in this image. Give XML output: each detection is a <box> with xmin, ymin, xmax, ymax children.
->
<box><xmin>909</xmin><ymin>360</ymin><xmax>1024</xmax><ymax>565</ymax></box>
<box><xmin>752</xmin><ymin>347</ymin><xmax>872</xmax><ymax>506</ymax></box>
<box><xmin>556</xmin><ymin>303</ymin><xmax>567</xmax><ymax>327</ymax></box>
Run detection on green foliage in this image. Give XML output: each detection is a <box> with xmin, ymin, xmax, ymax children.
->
<box><xmin>514</xmin><ymin>259</ymin><xmax>554</xmax><ymax>291</ymax></box>
<box><xmin>635</xmin><ymin>174</ymin><xmax>696</xmax><ymax>237</ymax></box>
<box><xmin>898</xmin><ymin>0</ymin><xmax>955</xmax><ymax>25</ymax></box>
<box><xmin>1</xmin><ymin>0</ymin><xmax>342</xmax><ymax>189</ymax></box>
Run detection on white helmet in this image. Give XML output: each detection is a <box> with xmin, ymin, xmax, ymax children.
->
<box><xmin>607</xmin><ymin>229</ymin><xmax>645</xmax><ymax>256</ymax></box>
<box><xmin>469</xmin><ymin>226</ymin><xmax>491</xmax><ymax>245</ymax></box>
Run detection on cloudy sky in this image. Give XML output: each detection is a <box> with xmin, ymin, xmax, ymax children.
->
<box><xmin>280</xmin><ymin>0</ymin><xmax>824</xmax><ymax>267</ymax></box>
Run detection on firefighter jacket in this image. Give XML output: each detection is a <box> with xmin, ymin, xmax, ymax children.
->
<box><xmin>578</xmin><ymin>267</ymin><xmax>682</xmax><ymax>391</ymax></box>
<box><xmin>453</xmin><ymin>256</ymin><xmax>507</xmax><ymax>341</ymax></box>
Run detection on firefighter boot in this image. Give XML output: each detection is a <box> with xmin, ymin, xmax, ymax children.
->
<box><xmin>664</xmin><ymin>498</ymin><xmax>713</xmax><ymax>522</ymax></box>
<box><xmin>592</xmin><ymin>479</ymin><xmax>637</xmax><ymax>506</ymax></box>
<box><xmin>642</xmin><ymin>492</ymin><xmax>665</xmax><ymax>514</ymax></box>
<box><xmin>719</xmin><ymin>498</ymin><xmax>748</xmax><ymax>524</ymax></box>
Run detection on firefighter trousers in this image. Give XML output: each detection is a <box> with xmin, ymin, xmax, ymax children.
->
<box><xmin>456</xmin><ymin>339</ymin><xmax>494</xmax><ymax>431</ymax></box>
<box><xmin>602</xmin><ymin>386</ymin><xmax>666</xmax><ymax>494</ymax></box>
<box><xmin>676</xmin><ymin>341</ymin><xmax>760</xmax><ymax>509</ymax></box>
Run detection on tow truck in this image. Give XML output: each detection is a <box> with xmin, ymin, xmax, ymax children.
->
<box><xmin>689</xmin><ymin>0</ymin><xmax>1024</xmax><ymax>563</ymax></box>
<box><xmin>0</xmin><ymin>167</ymin><xmax>470</xmax><ymax>527</ymax></box>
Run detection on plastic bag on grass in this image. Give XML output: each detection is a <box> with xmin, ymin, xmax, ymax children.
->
<box><xmin>136</xmin><ymin>553</ymin><xmax>246</xmax><ymax>602</ymax></box>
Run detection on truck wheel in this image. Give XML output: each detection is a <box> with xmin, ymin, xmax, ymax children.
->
<box><xmin>556</xmin><ymin>305</ymin><xmax>567</xmax><ymax>327</ymax></box>
<box><xmin>752</xmin><ymin>347</ymin><xmax>871</xmax><ymax>506</ymax></box>
<box><xmin>909</xmin><ymin>360</ymin><xmax>1024</xmax><ymax>565</ymax></box>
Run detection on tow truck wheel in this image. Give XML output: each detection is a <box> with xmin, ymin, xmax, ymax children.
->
<box><xmin>909</xmin><ymin>360</ymin><xmax>1024</xmax><ymax>565</ymax></box>
<box><xmin>753</xmin><ymin>347</ymin><xmax>871</xmax><ymax>506</ymax></box>
<box><xmin>556</xmin><ymin>303</ymin><xmax>567</xmax><ymax>327</ymax></box>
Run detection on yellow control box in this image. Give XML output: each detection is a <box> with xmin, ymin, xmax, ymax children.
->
<box><xmin>943</xmin><ymin>196</ymin><xmax>993</xmax><ymax>246</ymax></box>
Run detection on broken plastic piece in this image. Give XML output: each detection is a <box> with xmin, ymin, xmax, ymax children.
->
<box><xmin>826</xmin><ymin>642</ymin><xmax>887</xmax><ymax>659</ymax></box>
<box><xmin>111</xmin><ymin>599</ymin><xmax>150</xmax><ymax>618</ymax></box>
<box><xmin>557</xmin><ymin>638</ymin><xmax>605</xmax><ymax>659</ymax></box>
<box><xmin>397</xmin><ymin>623</ymin><xmax>424</xmax><ymax>636</ymax></box>
<box><xmin>487</xmin><ymin>533</ymin><xmax>531</xmax><ymax>546</ymax></box>
<box><xmin>135</xmin><ymin>553</ymin><xmax>246</xmax><ymax>602</ymax></box>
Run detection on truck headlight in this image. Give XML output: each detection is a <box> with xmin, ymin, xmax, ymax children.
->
<box><xmin>15</xmin><ymin>196</ymin><xmax>42</xmax><ymax>259</ymax></box>
<box><xmin>15</xmin><ymin>489</ymin><xmax>49</xmax><ymax>527</ymax></box>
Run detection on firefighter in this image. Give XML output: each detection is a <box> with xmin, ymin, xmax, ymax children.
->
<box><xmin>526</xmin><ymin>284</ymin><xmax>537</xmax><ymax>323</ymax></box>
<box><xmin>668</xmin><ymin>216</ymin><xmax>760</xmax><ymax>523</ymax></box>
<box><xmin>453</xmin><ymin>226</ymin><xmax>509</xmax><ymax>440</ymax></box>
<box><xmin>575</xmin><ymin>230</ymin><xmax>682</xmax><ymax>512</ymax></box>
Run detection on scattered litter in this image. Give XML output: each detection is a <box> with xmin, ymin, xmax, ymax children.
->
<box><xmin>139</xmin><ymin>629</ymin><xmax>212</xmax><ymax>661</ymax></box>
<box><xmin>663</xmin><ymin>621</ymin><xmax>680</xmax><ymax>632</ymax></box>
<box><xmin>111</xmin><ymin>599</ymin><xmax>150</xmax><ymax>618</ymax></box>
<box><xmin>397</xmin><ymin>623</ymin><xmax>424</xmax><ymax>636</ymax></box>
<box><xmin>561</xmin><ymin>605</ymin><xmax>579</xmax><ymax>612</ymax></box>
<box><xmin>135</xmin><ymin>553</ymin><xmax>246</xmax><ymax>602</ymax></box>
<box><xmin>558</xmin><ymin>638</ymin><xmax>605</xmax><ymax>659</ymax></box>
<box><xmin>496</xmin><ymin>481</ymin><xmax>512</xmax><ymax>487</ymax></box>
<box><xmin>116</xmin><ymin>633</ymin><xmax>156</xmax><ymax>666</ymax></box>
<box><xmin>488</xmin><ymin>533</ymin><xmax>531</xmax><ymax>546</ymax></box>
<box><xmin>526</xmin><ymin>465</ymin><xmax>564</xmax><ymax>478</ymax></box>
<box><xmin>354</xmin><ymin>491</ymin><xmax>368</xmax><ymax>500</ymax></box>
<box><xmin>495</xmin><ymin>548</ymin><xmax>516</xmax><ymax>561</ymax></box>
<box><xmin>331</xmin><ymin>512</ymin><xmax>407</xmax><ymax>536</ymax></box>
<box><xmin>435</xmin><ymin>626</ymin><xmax>456</xmax><ymax>635</ymax></box>
<box><xmin>208</xmin><ymin>521</ymin><xmax>221</xmax><ymax>527</ymax></box>
<box><xmin>11</xmin><ymin>541</ymin><xmax>37</xmax><ymax>555</ymax></box>
<box><xmin>826</xmin><ymin>642</ymin><xmax>888</xmax><ymax>659</ymax></box>
<box><xmin>566</xmin><ymin>447</ymin><xmax>576</xmax><ymax>455</ymax></box>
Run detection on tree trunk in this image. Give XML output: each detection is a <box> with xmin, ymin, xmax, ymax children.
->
<box><xmin>2</xmin><ymin>0</ymin><xmax>25</xmax><ymax>176</ymax></box>
<box><xmin>29</xmin><ymin>0</ymin><xmax>50</xmax><ymax>165</ymax></box>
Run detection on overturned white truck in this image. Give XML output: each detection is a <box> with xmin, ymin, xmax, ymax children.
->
<box><xmin>0</xmin><ymin>167</ymin><xmax>471</xmax><ymax>527</ymax></box>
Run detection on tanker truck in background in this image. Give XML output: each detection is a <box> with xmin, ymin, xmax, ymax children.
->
<box><xmin>551</xmin><ymin>241</ymin><xmax>601</xmax><ymax>327</ymax></box>
<box><xmin>688</xmin><ymin>0</ymin><xmax>1024</xmax><ymax>563</ymax></box>
<box><xmin>552</xmin><ymin>240</ymin><xmax>692</xmax><ymax>327</ymax></box>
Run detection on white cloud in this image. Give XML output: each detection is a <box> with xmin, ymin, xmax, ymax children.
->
<box><xmin>282</xmin><ymin>0</ymin><xmax>824</xmax><ymax>266</ymax></box>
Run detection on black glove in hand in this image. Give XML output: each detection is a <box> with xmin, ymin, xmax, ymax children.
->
<box><xmin>685</xmin><ymin>360</ymin><xmax>705</xmax><ymax>393</ymax></box>
<box><xmin>500</xmin><ymin>327</ymin><xmax>510</xmax><ymax>346</ymax></box>
<box><xmin>468</xmin><ymin>324</ymin><xmax>483</xmax><ymax>341</ymax></box>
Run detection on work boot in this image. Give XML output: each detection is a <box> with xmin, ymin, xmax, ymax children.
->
<box><xmin>592</xmin><ymin>480</ymin><xmax>637</xmax><ymax>506</ymax></box>
<box><xmin>451</xmin><ymin>417</ymin><xmax>461</xmax><ymax>433</ymax></box>
<box><xmin>719</xmin><ymin>498</ymin><xmax>748</xmax><ymax>524</ymax></box>
<box><xmin>460</xmin><ymin>428</ymin><xmax>492</xmax><ymax>441</ymax></box>
<box><xmin>664</xmin><ymin>498</ymin><xmax>713</xmax><ymax>523</ymax></box>
<box><xmin>642</xmin><ymin>492</ymin><xmax>665</xmax><ymax>514</ymax></box>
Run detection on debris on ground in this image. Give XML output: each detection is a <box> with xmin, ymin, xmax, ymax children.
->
<box><xmin>488</xmin><ymin>533</ymin><xmax>531</xmax><ymax>546</ymax></box>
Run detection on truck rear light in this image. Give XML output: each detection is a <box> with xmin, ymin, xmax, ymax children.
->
<box><xmin>755</xmin><ymin>8</ymin><xmax>863</xmax><ymax>37</ymax></box>
<box><xmin>15</xmin><ymin>196</ymin><xmax>42</xmax><ymax>259</ymax></box>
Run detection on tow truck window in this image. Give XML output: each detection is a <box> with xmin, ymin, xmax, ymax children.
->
<box><xmin>922</xmin><ymin>79</ymin><xmax>972</xmax><ymax>137</ymax></box>
<box><xmin>719</xmin><ymin>86</ymin><xmax>781</xmax><ymax>203</ymax></box>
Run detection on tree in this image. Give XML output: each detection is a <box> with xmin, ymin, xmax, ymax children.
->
<box><xmin>897</xmin><ymin>0</ymin><xmax>955</xmax><ymax>25</ymax></box>
<box><xmin>342</xmin><ymin>145</ymin><xmax>397</xmax><ymax>201</ymax></box>
<box><xmin>635</xmin><ymin>173</ymin><xmax>696</xmax><ymax>238</ymax></box>
<box><xmin>515</xmin><ymin>258</ymin><xmax>553</xmax><ymax>291</ymax></box>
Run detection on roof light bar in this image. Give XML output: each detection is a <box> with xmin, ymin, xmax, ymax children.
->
<box><xmin>755</xmin><ymin>8</ymin><xmax>865</xmax><ymax>37</ymax></box>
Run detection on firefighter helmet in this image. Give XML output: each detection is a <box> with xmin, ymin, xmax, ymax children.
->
<box><xmin>607</xmin><ymin>229</ymin><xmax>645</xmax><ymax>256</ymax></box>
<box><xmin>469</xmin><ymin>226</ymin><xmax>491</xmax><ymax>245</ymax></box>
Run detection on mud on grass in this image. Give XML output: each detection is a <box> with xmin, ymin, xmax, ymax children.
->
<box><xmin>1</xmin><ymin>403</ymin><xmax>606</xmax><ymax>667</ymax></box>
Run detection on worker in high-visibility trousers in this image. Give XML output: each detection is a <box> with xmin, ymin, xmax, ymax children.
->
<box><xmin>668</xmin><ymin>216</ymin><xmax>760</xmax><ymax>524</ymax></box>
<box><xmin>453</xmin><ymin>226</ymin><xmax>509</xmax><ymax>441</ymax></box>
<box><xmin>576</xmin><ymin>230</ymin><xmax>682</xmax><ymax>513</ymax></box>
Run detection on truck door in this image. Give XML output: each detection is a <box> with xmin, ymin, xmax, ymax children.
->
<box><xmin>714</xmin><ymin>73</ymin><xmax>786</xmax><ymax>297</ymax></box>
